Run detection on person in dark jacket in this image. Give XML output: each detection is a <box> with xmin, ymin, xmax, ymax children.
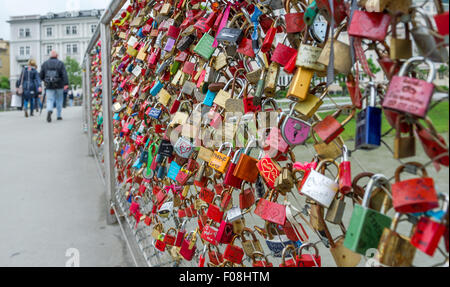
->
<box><xmin>40</xmin><ymin>51</ymin><xmax>69</xmax><ymax>123</ymax></box>
<box><xmin>17</xmin><ymin>59</ymin><xmax>41</xmax><ymax>117</ymax></box>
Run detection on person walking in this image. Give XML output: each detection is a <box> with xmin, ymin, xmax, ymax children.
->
<box><xmin>16</xmin><ymin>59</ymin><xmax>41</xmax><ymax>117</ymax></box>
<box><xmin>68</xmin><ymin>90</ymin><xmax>74</xmax><ymax>107</ymax></box>
<box><xmin>39</xmin><ymin>51</ymin><xmax>69</xmax><ymax>123</ymax></box>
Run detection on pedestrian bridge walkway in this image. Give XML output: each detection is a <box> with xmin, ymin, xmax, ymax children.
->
<box><xmin>0</xmin><ymin>107</ymin><xmax>133</xmax><ymax>267</ymax></box>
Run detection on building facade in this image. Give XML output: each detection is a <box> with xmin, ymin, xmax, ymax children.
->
<box><xmin>0</xmin><ymin>39</ymin><xmax>10</xmax><ymax>79</ymax></box>
<box><xmin>8</xmin><ymin>10</ymin><xmax>103</xmax><ymax>89</ymax></box>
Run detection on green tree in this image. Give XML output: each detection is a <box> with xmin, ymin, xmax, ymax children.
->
<box><xmin>64</xmin><ymin>56</ymin><xmax>82</xmax><ymax>88</ymax></box>
<box><xmin>0</xmin><ymin>76</ymin><xmax>10</xmax><ymax>90</ymax></box>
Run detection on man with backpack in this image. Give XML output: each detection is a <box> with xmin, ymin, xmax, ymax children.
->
<box><xmin>40</xmin><ymin>51</ymin><xmax>69</xmax><ymax>123</ymax></box>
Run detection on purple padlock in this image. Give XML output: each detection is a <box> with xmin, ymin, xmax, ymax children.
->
<box><xmin>164</xmin><ymin>37</ymin><xmax>176</xmax><ymax>52</ymax></box>
<box><xmin>281</xmin><ymin>105</ymin><xmax>311</xmax><ymax>146</ymax></box>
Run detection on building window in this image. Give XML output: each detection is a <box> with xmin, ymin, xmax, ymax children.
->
<box><xmin>19</xmin><ymin>47</ymin><xmax>24</xmax><ymax>56</ymax></box>
<box><xmin>19</xmin><ymin>28</ymin><xmax>30</xmax><ymax>38</ymax></box>
<box><xmin>25</xmin><ymin>46</ymin><xmax>30</xmax><ymax>55</ymax></box>
<box><xmin>72</xmin><ymin>44</ymin><xmax>78</xmax><ymax>54</ymax></box>
<box><xmin>438</xmin><ymin>71</ymin><xmax>445</xmax><ymax>80</ymax></box>
<box><xmin>46</xmin><ymin>45</ymin><xmax>53</xmax><ymax>55</ymax></box>
<box><xmin>46</xmin><ymin>27</ymin><xmax>53</xmax><ymax>37</ymax></box>
<box><xmin>66</xmin><ymin>26</ymin><xmax>71</xmax><ymax>35</ymax></box>
<box><xmin>67</xmin><ymin>44</ymin><xmax>72</xmax><ymax>54</ymax></box>
<box><xmin>72</xmin><ymin>25</ymin><xmax>77</xmax><ymax>35</ymax></box>
<box><xmin>91</xmin><ymin>24</ymin><xmax>97</xmax><ymax>34</ymax></box>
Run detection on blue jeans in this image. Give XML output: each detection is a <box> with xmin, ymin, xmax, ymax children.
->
<box><xmin>23</xmin><ymin>98</ymin><xmax>34</xmax><ymax>113</ymax></box>
<box><xmin>46</xmin><ymin>89</ymin><xmax>64</xmax><ymax>118</ymax></box>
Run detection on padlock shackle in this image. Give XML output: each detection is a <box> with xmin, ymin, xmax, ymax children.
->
<box><xmin>394</xmin><ymin>161</ymin><xmax>429</xmax><ymax>183</ymax></box>
<box><xmin>362</xmin><ymin>174</ymin><xmax>391</xmax><ymax>210</ymax></box>
<box><xmin>398</xmin><ymin>56</ymin><xmax>436</xmax><ymax>83</ymax></box>
<box><xmin>298</xmin><ymin>242</ymin><xmax>319</xmax><ymax>256</ymax></box>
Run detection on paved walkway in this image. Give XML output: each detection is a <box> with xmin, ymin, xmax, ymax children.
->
<box><xmin>0</xmin><ymin>107</ymin><xmax>133</xmax><ymax>267</ymax></box>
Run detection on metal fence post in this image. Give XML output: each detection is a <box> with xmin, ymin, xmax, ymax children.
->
<box><xmin>100</xmin><ymin>22</ymin><xmax>117</xmax><ymax>225</ymax></box>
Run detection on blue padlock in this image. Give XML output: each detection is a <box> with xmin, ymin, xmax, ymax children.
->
<box><xmin>203</xmin><ymin>89</ymin><xmax>217</xmax><ymax>107</ymax></box>
<box><xmin>167</xmin><ymin>161</ymin><xmax>181</xmax><ymax>181</ymax></box>
<box><xmin>150</xmin><ymin>80</ymin><xmax>164</xmax><ymax>96</ymax></box>
<box><xmin>355</xmin><ymin>82</ymin><xmax>381</xmax><ymax>150</ymax></box>
<box><xmin>137</xmin><ymin>27</ymin><xmax>145</xmax><ymax>38</ymax></box>
<box><xmin>157</xmin><ymin>158</ymin><xmax>167</xmax><ymax>179</ymax></box>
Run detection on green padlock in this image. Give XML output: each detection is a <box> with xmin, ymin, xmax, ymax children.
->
<box><xmin>344</xmin><ymin>174</ymin><xmax>392</xmax><ymax>255</ymax></box>
<box><xmin>170</xmin><ymin>61</ymin><xmax>181</xmax><ymax>75</ymax></box>
<box><xmin>194</xmin><ymin>33</ymin><xmax>216</xmax><ymax>60</ymax></box>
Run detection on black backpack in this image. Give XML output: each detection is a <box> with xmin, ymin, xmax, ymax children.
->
<box><xmin>44</xmin><ymin>61</ymin><xmax>61</xmax><ymax>89</ymax></box>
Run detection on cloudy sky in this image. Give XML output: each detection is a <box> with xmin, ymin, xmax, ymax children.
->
<box><xmin>0</xmin><ymin>0</ymin><xmax>111</xmax><ymax>40</ymax></box>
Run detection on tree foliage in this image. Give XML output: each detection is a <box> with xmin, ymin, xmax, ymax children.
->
<box><xmin>64</xmin><ymin>56</ymin><xmax>82</xmax><ymax>89</ymax></box>
<box><xmin>0</xmin><ymin>76</ymin><xmax>10</xmax><ymax>90</ymax></box>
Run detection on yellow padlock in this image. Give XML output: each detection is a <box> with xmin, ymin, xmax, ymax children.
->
<box><xmin>287</xmin><ymin>67</ymin><xmax>314</xmax><ymax>102</ymax></box>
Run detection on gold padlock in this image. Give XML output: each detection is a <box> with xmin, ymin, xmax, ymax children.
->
<box><xmin>287</xmin><ymin>67</ymin><xmax>314</xmax><ymax>102</ymax></box>
<box><xmin>264</xmin><ymin>61</ymin><xmax>279</xmax><ymax>97</ymax></box>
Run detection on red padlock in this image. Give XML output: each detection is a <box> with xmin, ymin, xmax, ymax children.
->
<box><xmin>392</xmin><ymin>162</ymin><xmax>439</xmax><ymax>214</ymax></box>
<box><xmin>296</xmin><ymin>243</ymin><xmax>321</xmax><ymax>267</ymax></box>
<box><xmin>179</xmin><ymin>230</ymin><xmax>197</xmax><ymax>261</ymax></box>
<box><xmin>415</xmin><ymin>119</ymin><xmax>449</xmax><ymax>167</ymax></box>
<box><xmin>279</xmin><ymin>245</ymin><xmax>298</xmax><ymax>267</ymax></box>
<box><xmin>411</xmin><ymin>215</ymin><xmax>447</xmax><ymax>257</ymax></box>
<box><xmin>348</xmin><ymin>11</ymin><xmax>391</xmax><ymax>41</ymax></box>
<box><xmin>201</xmin><ymin>223</ymin><xmax>219</xmax><ymax>246</ymax></box>
<box><xmin>163</xmin><ymin>228</ymin><xmax>177</xmax><ymax>246</ymax></box>
<box><xmin>223</xmin><ymin>235</ymin><xmax>245</xmax><ymax>264</ymax></box>
<box><xmin>223</xmin><ymin>150</ymin><xmax>244</xmax><ymax>189</ymax></box>
<box><xmin>338</xmin><ymin>145</ymin><xmax>352</xmax><ymax>194</ymax></box>
<box><xmin>216</xmin><ymin>220</ymin><xmax>234</xmax><ymax>244</ymax></box>
<box><xmin>284</xmin><ymin>0</ymin><xmax>306</xmax><ymax>34</ymax></box>
<box><xmin>208</xmin><ymin>244</ymin><xmax>224</xmax><ymax>266</ymax></box>
<box><xmin>312</xmin><ymin>106</ymin><xmax>355</xmax><ymax>144</ymax></box>
<box><xmin>206</xmin><ymin>199</ymin><xmax>224</xmax><ymax>223</ymax></box>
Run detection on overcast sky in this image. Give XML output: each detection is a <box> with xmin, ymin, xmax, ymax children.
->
<box><xmin>0</xmin><ymin>0</ymin><xmax>111</xmax><ymax>40</ymax></box>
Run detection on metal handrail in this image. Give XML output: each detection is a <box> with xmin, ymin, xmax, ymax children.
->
<box><xmin>83</xmin><ymin>0</ymin><xmax>128</xmax><ymax>64</ymax></box>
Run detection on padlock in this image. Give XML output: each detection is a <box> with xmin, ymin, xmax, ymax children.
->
<box><xmin>206</xmin><ymin>196</ymin><xmax>225</xmax><ymax>223</ymax></box>
<box><xmin>241</xmin><ymin>228</ymin><xmax>264</xmax><ymax>257</ymax></box>
<box><xmin>232</xmin><ymin>217</ymin><xmax>246</xmax><ymax>236</ymax></box>
<box><xmin>254</xmin><ymin>189</ymin><xmax>287</xmax><ymax>226</ymax></box>
<box><xmin>179</xmin><ymin>229</ymin><xmax>197</xmax><ymax>261</ymax></box>
<box><xmin>382</xmin><ymin>56</ymin><xmax>436</xmax><ymax>119</ymax></box>
<box><xmin>377</xmin><ymin>212</ymin><xmax>417</xmax><ymax>267</ymax></box>
<box><xmin>296</xmin><ymin>29</ymin><xmax>326</xmax><ymax>72</ymax></box>
<box><xmin>391</xmin><ymin>162</ymin><xmax>439</xmax><ymax>214</ymax></box>
<box><xmin>286</xmin><ymin>67</ymin><xmax>315</xmax><ymax>102</ymax></box>
<box><xmin>216</xmin><ymin>219</ymin><xmax>234</xmax><ymax>244</ymax></box>
<box><xmin>281</xmin><ymin>104</ymin><xmax>311</xmax><ymax>146</ymax></box>
<box><xmin>207</xmin><ymin>244</ymin><xmax>224</xmax><ymax>266</ymax></box>
<box><xmin>201</xmin><ymin>221</ymin><xmax>219</xmax><ymax>246</ymax></box>
<box><xmin>232</xmin><ymin>140</ymin><xmax>259</xmax><ymax>183</ymax></box>
<box><xmin>293</xmin><ymin>83</ymin><xmax>328</xmax><ymax>119</ymax></box>
<box><xmin>390</xmin><ymin>15</ymin><xmax>412</xmax><ymax>60</ymax></box>
<box><xmin>256</xmin><ymin>157</ymin><xmax>281</xmax><ymax>189</ymax></box>
<box><xmin>194</xmin><ymin>32</ymin><xmax>216</xmax><ymax>60</ymax></box>
<box><xmin>325</xmin><ymin>192</ymin><xmax>346</xmax><ymax>225</ymax></box>
<box><xmin>275</xmin><ymin>163</ymin><xmax>295</xmax><ymax>195</ymax></box>
<box><xmin>348</xmin><ymin>10</ymin><xmax>391</xmax><ymax>41</ymax></box>
<box><xmin>338</xmin><ymin>145</ymin><xmax>352</xmax><ymax>195</ymax></box>
<box><xmin>223</xmin><ymin>235</ymin><xmax>245</xmax><ymax>264</ymax></box>
<box><xmin>239</xmin><ymin>182</ymin><xmax>256</xmax><ymax>211</ymax></box>
<box><xmin>208</xmin><ymin>142</ymin><xmax>233</xmax><ymax>173</ymax></box>
<box><xmin>355</xmin><ymin>82</ymin><xmax>382</xmax><ymax>150</ymax></box>
<box><xmin>344</xmin><ymin>174</ymin><xmax>393</xmax><ymax>255</ymax></box>
<box><xmin>317</xmin><ymin>25</ymin><xmax>352</xmax><ymax>75</ymax></box>
<box><xmin>284</xmin><ymin>0</ymin><xmax>306</xmax><ymax>33</ymax></box>
<box><xmin>251</xmin><ymin>252</ymin><xmax>273</xmax><ymax>267</ymax></box>
<box><xmin>393</xmin><ymin>116</ymin><xmax>415</xmax><ymax>159</ymax></box>
<box><xmin>271</xmin><ymin>34</ymin><xmax>298</xmax><ymax>67</ymax></box>
<box><xmin>223</xmin><ymin>149</ymin><xmax>244</xmax><ymax>189</ymax></box>
<box><xmin>279</xmin><ymin>244</ymin><xmax>298</xmax><ymax>267</ymax></box>
<box><xmin>313</xmin><ymin>106</ymin><xmax>355</xmax><ymax>144</ymax></box>
<box><xmin>264</xmin><ymin>61</ymin><xmax>280</xmax><ymax>97</ymax></box>
<box><xmin>154</xmin><ymin>234</ymin><xmax>167</xmax><ymax>252</ymax></box>
<box><xmin>164</xmin><ymin>228</ymin><xmax>177</xmax><ymax>246</ymax></box>
<box><xmin>296</xmin><ymin>243</ymin><xmax>321</xmax><ymax>267</ymax></box>
<box><xmin>300</xmin><ymin>159</ymin><xmax>339</xmax><ymax>208</ymax></box>
<box><xmin>351</xmin><ymin>172</ymin><xmax>393</xmax><ymax>213</ymax></box>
